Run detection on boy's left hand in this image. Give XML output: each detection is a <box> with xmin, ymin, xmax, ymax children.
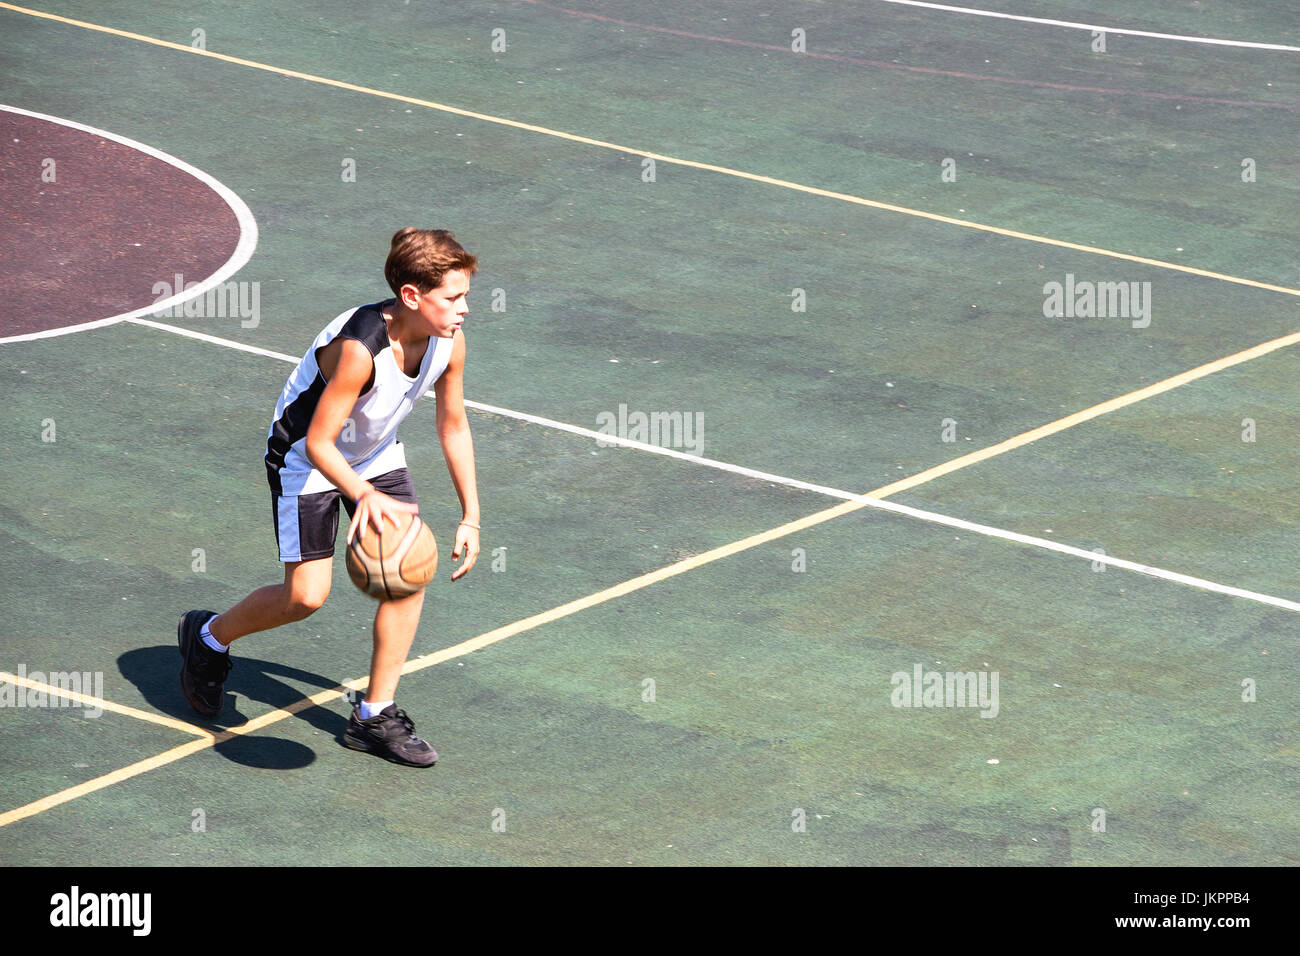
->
<box><xmin>450</xmin><ymin>523</ymin><xmax>480</xmax><ymax>581</ymax></box>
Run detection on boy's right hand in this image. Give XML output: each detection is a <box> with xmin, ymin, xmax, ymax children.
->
<box><xmin>347</xmin><ymin>488</ymin><xmax>420</xmax><ymax>546</ymax></box>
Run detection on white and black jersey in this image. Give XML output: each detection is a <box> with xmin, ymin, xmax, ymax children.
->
<box><xmin>264</xmin><ymin>300</ymin><xmax>455</xmax><ymax>497</ymax></box>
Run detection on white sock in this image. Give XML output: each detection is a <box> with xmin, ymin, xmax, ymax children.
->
<box><xmin>200</xmin><ymin>617</ymin><xmax>228</xmax><ymax>654</ymax></box>
<box><xmin>360</xmin><ymin>699</ymin><xmax>393</xmax><ymax>720</ymax></box>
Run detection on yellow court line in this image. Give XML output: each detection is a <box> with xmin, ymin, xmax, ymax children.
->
<box><xmin>0</xmin><ymin>680</ymin><xmax>368</xmax><ymax>828</ymax></box>
<box><xmin>2</xmin><ymin>1</ymin><xmax>1299</xmax><ymax>299</ymax></box>
<box><xmin>865</xmin><ymin>325</ymin><xmax>1300</xmax><ymax>498</ymax></box>
<box><xmin>0</xmin><ymin>736</ymin><xmax>217</xmax><ymax>828</ymax></box>
<box><xmin>0</xmin><ymin>671</ymin><xmax>213</xmax><ymax>738</ymax></box>
<box><xmin>0</xmin><ymin>503</ymin><xmax>864</xmax><ymax>829</ymax></box>
<box><xmin>397</xmin><ymin>325</ymin><xmax>1300</xmax><ymax>672</ymax></box>
<box><xmin>10</xmin><ymin>318</ymin><xmax>1300</xmax><ymax>828</ymax></box>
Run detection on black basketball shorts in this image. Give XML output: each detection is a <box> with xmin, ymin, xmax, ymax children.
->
<box><xmin>269</xmin><ymin>468</ymin><xmax>418</xmax><ymax>563</ymax></box>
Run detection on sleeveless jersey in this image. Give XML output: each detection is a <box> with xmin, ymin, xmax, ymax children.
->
<box><xmin>265</xmin><ymin>300</ymin><xmax>455</xmax><ymax>496</ymax></box>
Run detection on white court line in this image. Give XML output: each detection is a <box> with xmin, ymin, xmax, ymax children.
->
<box><xmin>127</xmin><ymin>316</ymin><xmax>300</xmax><ymax>364</ymax></box>
<box><xmin>0</xmin><ymin>104</ymin><xmax>259</xmax><ymax>344</ymax></box>
<box><xmin>126</xmin><ymin>315</ymin><xmax>1300</xmax><ymax>615</ymax></box>
<box><xmin>873</xmin><ymin>0</ymin><xmax>1300</xmax><ymax>52</ymax></box>
<box><xmin>858</xmin><ymin>497</ymin><xmax>1300</xmax><ymax>613</ymax></box>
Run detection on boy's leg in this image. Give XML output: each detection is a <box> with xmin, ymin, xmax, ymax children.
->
<box><xmin>341</xmin><ymin>466</ymin><xmax>424</xmax><ymax>704</ymax></box>
<box><xmin>206</xmin><ymin>483</ymin><xmax>343</xmax><ymax>646</ymax></box>
<box><xmin>209</xmin><ymin>558</ymin><xmax>333</xmax><ymax>645</ymax></box>
<box><xmin>180</xmin><ymin>486</ymin><xmax>340</xmax><ymax>717</ymax></box>
<box><xmin>343</xmin><ymin>585</ymin><xmax>438</xmax><ymax>767</ymax></box>
<box><xmin>178</xmin><ymin>559</ymin><xmax>332</xmax><ymax>717</ymax></box>
<box><xmin>365</xmin><ymin>587</ymin><xmax>426</xmax><ymax>705</ymax></box>
<box><xmin>341</xmin><ymin>467</ymin><xmax>438</xmax><ymax>766</ymax></box>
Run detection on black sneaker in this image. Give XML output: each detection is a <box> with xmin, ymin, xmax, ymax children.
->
<box><xmin>344</xmin><ymin>704</ymin><xmax>439</xmax><ymax>767</ymax></box>
<box><xmin>177</xmin><ymin>610</ymin><xmax>231</xmax><ymax>718</ymax></box>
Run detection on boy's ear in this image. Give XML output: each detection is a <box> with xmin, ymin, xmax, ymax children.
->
<box><xmin>399</xmin><ymin>283</ymin><xmax>422</xmax><ymax>309</ymax></box>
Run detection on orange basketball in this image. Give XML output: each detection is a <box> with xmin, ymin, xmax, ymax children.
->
<box><xmin>345</xmin><ymin>511</ymin><xmax>437</xmax><ymax>600</ymax></box>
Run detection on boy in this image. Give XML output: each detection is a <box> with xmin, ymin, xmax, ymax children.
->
<box><xmin>177</xmin><ymin>228</ymin><xmax>481</xmax><ymax>767</ymax></box>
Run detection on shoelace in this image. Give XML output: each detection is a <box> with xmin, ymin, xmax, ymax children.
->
<box><xmin>390</xmin><ymin>709</ymin><xmax>417</xmax><ymax>734</ymax></box>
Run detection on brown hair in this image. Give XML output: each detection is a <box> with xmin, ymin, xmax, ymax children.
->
<box><xmin>384</xmin><ymin>228</ymin><xmax>478</xmax><ymax>295</ymax></box>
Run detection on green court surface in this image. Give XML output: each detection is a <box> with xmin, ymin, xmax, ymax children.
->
<box><xmin>1</xmin><ymin>0</ymin><xmax>1297</xmax><ymax>866</ymax></box>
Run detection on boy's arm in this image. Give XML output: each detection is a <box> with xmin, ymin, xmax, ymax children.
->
<box><xmin>306</xmin><ymin>337</ymin><xmax>417</xmax><ymax>543</ymax></box>
<box><xmin>434</xmin><ymin>331</ymin><xmax>480</xmax><ymax>581</ymax></box>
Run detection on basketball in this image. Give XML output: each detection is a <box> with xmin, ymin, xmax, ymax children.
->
<box><xmin>346</xmin><ymin>512</ymin><xmax>437</xmax><ymax>599</ymax></box>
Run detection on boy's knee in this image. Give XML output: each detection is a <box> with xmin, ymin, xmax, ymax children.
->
<box><xmin>285</xmin><ymin>584</ymin><xmax>329</xmax><ymax>619</ymax></box>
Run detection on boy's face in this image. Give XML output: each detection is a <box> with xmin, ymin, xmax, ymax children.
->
<box><xmin>404</xmin><ymin>268</ymin><xmax>470</xmax><ymax>339</ymax></box>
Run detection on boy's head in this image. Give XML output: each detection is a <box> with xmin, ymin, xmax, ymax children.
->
<box><xmin>384</xmin><ymin>228</ymin><xmax>478</xmax><ymax>296</ymax></box>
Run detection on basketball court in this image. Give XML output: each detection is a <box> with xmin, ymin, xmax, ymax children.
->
<box><xmin>1</xmin><ymin>0</ymin><xmax>1297</xmax><ymax>866</ymax></box>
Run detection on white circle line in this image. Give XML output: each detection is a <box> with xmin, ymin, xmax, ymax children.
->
<box><xmin>0</xmin><ymin>103</ymin><xmax>259</xmax><ymax>344</ymax></box>
<box><xmin>872</xmin><ymin>0</ymin><xmax>1300</xmax><ymax>52</ymax></box>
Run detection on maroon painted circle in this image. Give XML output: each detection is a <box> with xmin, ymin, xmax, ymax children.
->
<box><xmin>0</xmin><ymin>111</ymin><xmax>242</xmax><ymax>337</ymax></box>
